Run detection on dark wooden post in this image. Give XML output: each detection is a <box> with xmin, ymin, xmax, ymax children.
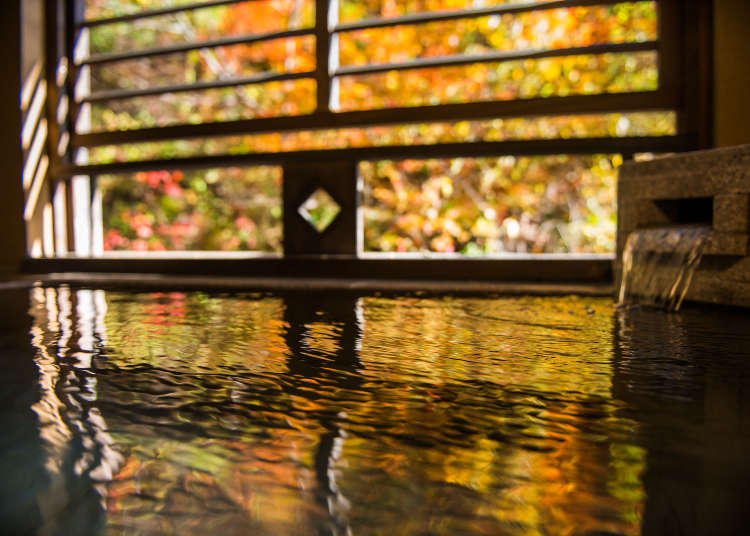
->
<box><xmin>315</xmin><ymin>0</ymin><xmax>336</xmax><ymax>112</ymax></box>
<box><xmin>660</xmin><ymin>0</ymin><xmax>714</xmax><ymax>149</ymax></box>
<box><xmin>0</xmin><ymin>1</ymin><xmax>31</xmax><ymax>274</ymax></box>
<box><xmin>283</xmin><ymin>160</ymin><xmax>359</xmax><ymax>256</ymax></box>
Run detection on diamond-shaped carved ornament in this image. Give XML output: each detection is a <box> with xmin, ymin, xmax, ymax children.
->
<box><xmin>297</xmin><ymin>188</ymin><xmax>341</xmax><ymax>233</ymax></box>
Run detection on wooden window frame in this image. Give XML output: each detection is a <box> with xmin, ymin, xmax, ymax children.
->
<box><xmin>20</xmin><ymin>0</ymin><xmax>713</xmax><ymax>284</ymax></box>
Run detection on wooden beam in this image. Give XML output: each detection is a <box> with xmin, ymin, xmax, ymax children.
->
<box><xmin>23</xmin><ymin>254</ymin><xmax>614</xmax><ymax>283</ymax></box>
<box><xmin>55</xmin><ymin>135</ymin><xmax>694</xmax><ymax>178</ymax></box>
<box><xmin>72</xmin><ymin>90</ymin><xmax>678</xmax><ymax>148</ymax></box>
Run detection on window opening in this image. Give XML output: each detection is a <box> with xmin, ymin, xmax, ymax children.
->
<box><xmin>361</xmin><ymin>154</ymin><xmax>620</xmax><ymax>255</ymax></box>
<box><xmin>99</xmin><ymin>166</ymin><xmax>282</xmax><ymax>253</ymax></box>
<box><xmin>298</xmin><ymin>188</ymin><xmax>342</xmax><ymax>233</ymax></box>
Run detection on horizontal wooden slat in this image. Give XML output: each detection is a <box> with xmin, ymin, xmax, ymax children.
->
<box><xmin>23</xmin><ymin>255</ymin><xmax>614</xmax><ymax>283</ymax></box>
<box><xmin>79</xmin><ymin>42</ymin><xmax>657</xmax><ymax>102</ymax></box>
<box><xmin>335</xmin><ymin>0</ymin><xmax>637</xmax><ymax>33</ymax></box>
<box><xmin>78</xmin><ymin>27</ymin><xmax>313</xmax><ymax>66</ymax></box>
<box><xmin>81</xmin><ymin>70</ymin><xmax>314</xmax><ymax>103</ymax></box>
<box><xmin>335</xmin><ymin>41</ymin><xmax>657</xmax><ymax>77</ymax></box>
<box><xmin>55</xmin><ymin>135</ymin><xmax>693</xmax><ymax>177</ymax></box>
<box><xmin>14</xmin><ymin>271</ymin><xmax>616</xmax><ymax>295</ymax></box>
<box><xmin>79</xmin><ymin>0</ymin><xmax>248</xmax><ymax>28</ymax></box>
<box><xmin>73</xmin><ymin>90</ymin><xmax>677</xmax><ymax>147</ymax></box>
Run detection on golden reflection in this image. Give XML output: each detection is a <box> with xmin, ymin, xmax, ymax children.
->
<box><xmin>301</xmin><ymin>321</ymin><xmax>344</xmax><ymax>358</ymax></box>
<box><xmin>100</xmin><ymin>292</ymin><xmax>289</xmax><ymax>373</ymax></box>
<box><xmin>339</xmin><ymin>295</ymin><xmax>645</xmax><ymax>534</ymax></box>
<box><xmin>28</xmin><ymin>287</ymin><xmax>123</xmax><ymax>531</ymax></box>
<box><xmin>24</xmin><ymin>289</ymin><xmax>651</xmax><ymax>534</ymax></box>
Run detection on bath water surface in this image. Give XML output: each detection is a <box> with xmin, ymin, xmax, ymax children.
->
<box><xmin>1</xmin><ymin>286</ymin><xmax>749</xmax><ymax>535</ymax></box>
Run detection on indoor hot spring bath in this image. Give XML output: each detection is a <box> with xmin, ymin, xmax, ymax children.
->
<box><xmin>1</xmin><ymin>285</ymin><xmax>749</xmax><ymax>535</ymax></box>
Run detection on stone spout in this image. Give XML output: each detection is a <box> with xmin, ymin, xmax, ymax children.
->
<box><xmin>616</xmin><ymin>145</ymin><xmax>750</xmax><ymax>307</ymax></box>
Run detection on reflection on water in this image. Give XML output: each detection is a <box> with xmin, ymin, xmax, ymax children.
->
<box><xmin>1</xmin><ymin>287</ymin><xmax>749</xmax><ymax>535</ymax></box>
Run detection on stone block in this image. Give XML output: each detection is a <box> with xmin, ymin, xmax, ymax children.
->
<box><xmin>704</xmin><ymin>232</ymin><xmax>748</xmax><ymax>256</ymax></box>
<box><xmin>714</xmin><ymin>194</ymin><xmax>750</xmax><ymax>232</ymax></box>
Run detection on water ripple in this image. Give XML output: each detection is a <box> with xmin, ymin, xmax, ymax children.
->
<box><xmin>1</xmin><ymin>288</ymin><xmax>748</xmax><ymax>535</ymax></box>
